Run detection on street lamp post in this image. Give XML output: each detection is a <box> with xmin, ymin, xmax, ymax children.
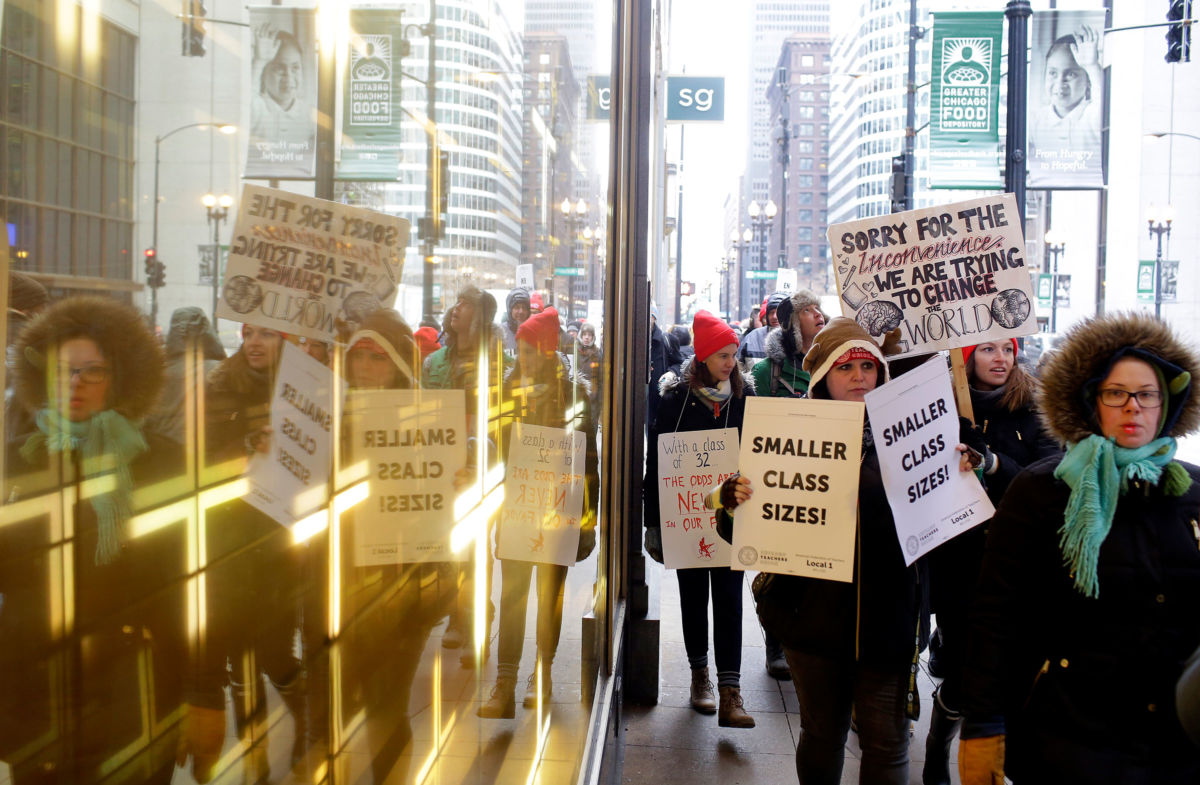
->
<box><xmin>746</xmin><ymin>200</ymin><xmax>778</xmax><ymax>319</ymax></box>
<box><xmin>202</xmin><ymin>193</ymin><xmax>233</xmax><ymax>323</ymax></box>
<box><xmin>559</xmin><ymin>197</ymin><xmax>587</xmax><ymax>318</ymax></box>
<box><xmin>1044</xmin><ymin>229</ymin><xmax>1065</xmax><ymax>334</ymax></box>
<box><xmin>730</xmin><ymin>226</ymin><xmax>754</xmax><ymax>322</ymax></box>
<box><xmin>151</xmin><ymin>122</ymin><xmax>236</xmax><ymax>327</ymax></box>
<box><xmin>1147</xmin><ymin>204</ymin><xmax>1176</xmax><ymax>320</ymax></box>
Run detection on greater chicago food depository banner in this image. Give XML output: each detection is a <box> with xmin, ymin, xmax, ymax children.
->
<box><xmin>246</xmin><ymin>7</ymin><xmax>318</xmax><ymax>179</ymax></box>
<box><xmin>929</xmin><ymin>11</ymin><xmax>1003</xmax><ymax>189</ymax></box>
<box><xmin>337</xmin><ymin>9</ymin><xmax>406</xmax><ymax>180</ymax></box>
<box><xmin>1028</xmin><ymin>9</ymin><xmax>1106</xmax><ymax>189</ymax></box>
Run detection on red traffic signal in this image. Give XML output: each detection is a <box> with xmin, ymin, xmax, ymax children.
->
<box><xmin>144</xmin><ymin>248</ymin><xmax>156</xmax><ymax>258</ymax></box>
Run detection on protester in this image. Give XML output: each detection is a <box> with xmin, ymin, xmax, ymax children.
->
<box><xmin>923</xmin><ymin>339</ymin><xmax>1060</xmax><ymax>784</ymax></box>
<box><xmin>576</xmin><ymin>322</ymin><xmax>604</xmax><ymax>413</ymax></box>
<box><xmin>423</xmin><ymin>286</ymin><xmax>505</xmax><ymax>664</ymax></box>
<box><xmin>738</xmin><ymin>291</ymin><xmax>787</xmax><ymax>368</ymax></box>
<box><xmin>719</xmin><ymin>317</ymin><xmax>975</xmax><ymax>784</ymax></box>
<box><xmin>669</xmin><ymin>325</ymin><xmax>695</xmax><ymax>362</ymax></box>
<box><xmin>2</xmin><ymin>296</ymin><xmax>188</xmax><ymax>782</ymax></box>
<box><xmin>145</xmin><ymin>306</ymin><xmax>227</xmax><ymax>447</ymax></box>
<box><xmin>643</xmin><ymin>310</ymin><xmax>757</xmax><ymax>728</ymax></box>
<box><xmin>647</xmin><ymin>302</ymin><xmax>683</xmax><ymax>431</ymax></box>
<box><xmin>958</xmin><ymin>313</ymin><xmax>1200</xmax><ymax>785</ymax></box>
<box><xmin>346</xmin><ymin>309</ymin><xmax>419</xmax><ymax>390</ymax></box>
<box><xmin>500</xmin><ymin>287</ymin><xmax>532</xmax><ymax>355</ymax></box>
<box><xmin>414</xmin><ymin>325</ymin><xmax>441</xmax><ymax>360</ymax></box>
<box><xmin>478</xmin><ymin>307</ymin><xmax>599</xmax><ymax>717</ymax></box>
<box><xmin>746</xmin><ymin>289</ymin><xmax>827</xmax><ymax>680</ymax></box>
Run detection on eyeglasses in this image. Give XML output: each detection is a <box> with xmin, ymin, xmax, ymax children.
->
<box><xmin>59</xmin><ymin>365</ymin><xmax>111</xmax><ymax>385</ymax></box>
<box><xmin>1097</xmin><ymin>388</ymin><xmax>1162</xmax><ymax>408</ymax></box>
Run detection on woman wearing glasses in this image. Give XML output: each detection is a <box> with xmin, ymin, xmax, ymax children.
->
<box><xmin>959</xmin><ymin>313</ymin><xmax>1200</xmax><ymax>784</ymax></box>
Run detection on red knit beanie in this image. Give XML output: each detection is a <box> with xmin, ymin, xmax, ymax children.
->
<box><xmin>414</xmin><ymin>326</ymin><xmax>441</xmax><ymax>358</ymax></box>
<box><xmin>963</xmin><ymin>338</ymin><xmax>1018</xmax><ymax>366</ymax></box>
<box><xmin>693</xmin><ymin>309</ymin><xmax>738</xmax><ymax>362</ymax></box>
<box><xmin>517</xmin><ymin>306</ymin><xmax>561</xmax><ymax>354</ymax></box>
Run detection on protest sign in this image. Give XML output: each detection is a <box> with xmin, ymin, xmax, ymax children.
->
<box><xmin>828</xmin><ymin>193</ymin><xmax>1036</xmax><ymax>358</ymax></box>
<box><xmin>245</xmin><ymin>341</ymin><xmax>339</xmax><ymax>527</ymax></box>
<box><xmin>732</xmin><ymin>397</ymin><xmax>863</xmax><ymax>582</ymax></box>
<box><xmin>496</xmin><ymin>422</ymin><xmax>587</xmax><ymax>566</ymax></box>
<box><xmin>217</xmin><ymin>185</ymin><xmax>407</xmax><ymax>343</ymax></box>
<box><xmin>346</xmin><ymin>389</ymin><xmax>467</xmax><ymax>565</ymax></box>
<box><xmin>865</xmin><ymin>357</ymin><xmax>994</xmax><ymax>566</ymax></box>
<box><xmin>656</xmin><ymin>427</ymin><xmax>738</xmax><ymax>569</ymax></box>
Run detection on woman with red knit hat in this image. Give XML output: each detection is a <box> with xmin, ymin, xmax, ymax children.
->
<box><xmin>922</xmin><ymin>339</ymin><xmax>1059</xmax><ymax>784</ymax></box>
<box><xmin>643</xmin><ymin>309</ymin><xmax>758</xmax><ymax>728</ymax></box>
<box><xmin>477</xmin><ymin>307</ymin><xmax>600</xmax><ymax>718</ymax></box>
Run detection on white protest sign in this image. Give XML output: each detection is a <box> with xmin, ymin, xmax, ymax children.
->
<box><xmin>346</xmin><ymin>389</ymin><xmax>468</xmax><ymax>565</ymax></box>
<box><xmin>866</xmin><ymin>357</ymin><xmax>994</xmax><ymax>565</ymax></box>
<box><xmin>828</xmin><ymin>193</ymin><xmax>1036</xmax><ymax>358</ymax></box>
<box><xmin>217</xmin><ymin>184</ymin><xmax>408</xmax><ymax>342</ymax></box>
<box><xmin>775</xmin><ymin>267</ymin><xmax>798</xmax><ymax>294</ymax></box>
<box><xmin>732</xmin><ymin>397</ymin><xmax>863</xmax><ymax>581</ymax></box>
<box><xmin>516</xmin><ymin>264</ymin><xmax>535</xmax><ymax>290</ymax></box>
<box><xmin>245</xmin><ymin>341</ymin><xmax>339</xmax><ymax>527</ymax></box>
<box><xmin>496</xmin><ymin>422</ymin><xmax>587</xmax><ymax>566</ymax></box>
<box><xmin>656</xmin><ymin>428</ymin><xmax>738</xmax><ymax>568</ymax></box>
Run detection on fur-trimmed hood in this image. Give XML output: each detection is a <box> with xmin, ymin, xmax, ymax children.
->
<box><xmin>1037</xmin><ymin>312</ymin><xmax>1200</xmax><ymax>444</ymax></box>
<box><xmin>13</xmin><ymin>296</ymin><xmax>164</xmax><ymax>420</ymax></box>
<box><xmin>764</xmin><ymin>326</ymin><xmax>796</xmax><ymax>365</ymax></box>
<box><xmin>658</xmin><ymin>357</ymin><xmax>756</xmax><ymax>398</ymax></box>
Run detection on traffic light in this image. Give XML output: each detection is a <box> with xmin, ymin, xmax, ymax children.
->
<box><xmin>437</xmin><ymin>150</ymin><xmax>450</xmax><ymax>217</ymax></box>
<box><xmin>152</xmin><ymin>262</ymin><xmax>167</xmax><ymax>288</ymax></box>
<box><xmin>1167</xmin><ymin>1</ymin><xmax>1192</xmax><ymax>63</ymax></box>
<box><xmin>182</xmin><ymin>0</ymin><xmax>207</xmax><ymax>58</ymax></box>
<box><xmin>144</xmin><ymin>248</ymin><xmax>157</xmax><ymax>281</ymax></box>
<box><xmin>889</xmin><ymin>155</ymin><xmax>908</xmax><ymax>213</ymax></box>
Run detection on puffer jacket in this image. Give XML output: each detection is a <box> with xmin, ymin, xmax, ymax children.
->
<box><xmin>960</xmin><ymin>313</ymin><xmax>1200</xmax><ymax>784</ymax></box>
<box><xmin>749</xmin><ymin>327</ymin><xmax>810</xmax><ymax>398</ymax></box>
<box><xmin>643</xmin><ymin>358</ymin><xmax>755</xmax><ymax>532</ymax></box>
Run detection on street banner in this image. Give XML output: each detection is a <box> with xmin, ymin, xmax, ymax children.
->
<box><xmin>496</xmin><ymin>422</ymin><xmax>587</xmax><ymax>566</ymax></box>
<box><xmin>656</xmin><ymin>428</ymin><xmax>738</xmax><ymax>569</ymax></box>
<box><xmin>828</xmin><ymin>193</ymin><xmax>1037</xmax><ymax>358</ymax></box>
<box><xmin>587</xmin><ymin>75</ymin><xmax>611</xmax><ymax>121</ymax></box>
<box><xmin>337</xmin><ymin>9</ymin><xmax>405</xmax><ymax>181</ymax></box>
<box><xmin>246</xmin><ymin>7</ymin><xmax>318</xmax><ymax>179</ymax></box>
<box><xmin>346</xmin><ymin>389</ymin><xmax>467</xmax><ymax>565</ymax></box>
<box><xmin>666</xmin><ymin>76</ymin><xmax>725</xmax><ymax>122</ymax></box>
<box><xmin>1138</xmin><ymin>260</ymin><xmax>1178</xmax><ymax>302</ymax></box>
<box><xmin>245</xmin><ymin>341</ymin><xmax>339</xmax><ymax>527</ymax></box>
<box><xmin>929</xmin><ymin>11</ymin><xmax>1003</xmax><ymax>189</ymax></box>
<box><xmin>865</xmin><ymin>357</ymin><xmax>994</xmax><ymax>566</ymax></box>
<box><xmin>217</xmin><ymin>185</ymin><xmax>407</xmax><ymax>342</ymax></box>
<box><xmin>1028</xmin><ymin>9</ymin><xmax>1106</xmax><ymax>189</ymax></box>
<box><xmin>731</xmin><ymin>397</ymin><xmax>863</xmax><ymax>582</ymax></box>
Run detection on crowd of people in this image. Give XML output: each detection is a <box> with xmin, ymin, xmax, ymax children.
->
<box><xmin>3</xmin><ymin>272</ymin><xmax>1199</xmax><ymax>784</ymax></box>
<box><xmin>643</xmin><ymin>290</ymin><xmax>1200</xmax><ymax>785</ymax></box>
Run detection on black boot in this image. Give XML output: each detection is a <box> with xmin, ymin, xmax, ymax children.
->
<box><xmin>922</xmin><ymin>686</ymin><xmax>962</xmax><ymax>785</ymax></box>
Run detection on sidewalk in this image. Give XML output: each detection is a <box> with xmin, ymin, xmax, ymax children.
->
<box><xmin>622</xmin><ymin>563</ymin><xmax>956</xmax><ymax>784</ymax></box>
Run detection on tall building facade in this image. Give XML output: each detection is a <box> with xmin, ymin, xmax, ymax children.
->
<box><xmin>827</xmin><ymin>2</ymin><xmax>932</xmax><ymax>224</ymax></box>
<box><xmin>738</xmin><ymin>0</ymin><xmax>829</xmax><ymax>317</ymax></box>
<box><xmin>766</xmin><ymin>34</ymin><xmax>832</xmax><ymax>297</ymax></box>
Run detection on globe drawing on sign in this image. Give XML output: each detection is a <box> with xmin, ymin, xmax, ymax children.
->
<box><xmin>990</xmin><ymin>289</ymin><xmax>1032</xmax><ymax>329</ymax></box>
<box><xmin>340</xmin><ymin>291</ymin><xmax>383</xmax><ymax>324</ymax></box>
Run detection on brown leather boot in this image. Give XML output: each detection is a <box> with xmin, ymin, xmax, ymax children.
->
<box><xmin>717</xmin><ymin>685</ymin><xmax>755</xmax><ymax>728</ymax></box>
<box><xmin>477</xmin><ymin>675</ymin><xmax>516</xmax><ymax>719</ymax></box>
<box><xmin>689</xmin><ymin>667</ymin><xmax>717</xmax><ymax>714</ymax></box>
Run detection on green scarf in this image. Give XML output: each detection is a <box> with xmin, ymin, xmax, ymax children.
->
<box><xmin>21</xmin><ymin>408</ymin><xmax>148</xmax><ymax>565</ymax></box>
<box><xmin>1053</xmin><ymin>433</ymin><xmax>1192</xmax><ymax>598</ymax></box>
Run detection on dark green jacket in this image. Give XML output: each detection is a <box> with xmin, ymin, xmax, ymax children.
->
<box><xmin>750</xmin><ymin>327</ymin><xmax>810</xmax><ymax>397</ymax></box>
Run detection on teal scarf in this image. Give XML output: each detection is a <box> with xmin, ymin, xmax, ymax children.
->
<box><xmin>21</xmin><ymin>408</ymin><xmax>148</xmax><ymax>565</ymax></box>
<box><xmin>1054</xmin><ymin>434</ymin><xmax>1192</xmax><ymax>598</ymax></box>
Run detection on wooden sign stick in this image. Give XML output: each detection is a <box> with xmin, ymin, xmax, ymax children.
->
<box><xmin>950</xmin><ymin>348</ymin><xmax>975</xmax><ymax>424</ymax></box>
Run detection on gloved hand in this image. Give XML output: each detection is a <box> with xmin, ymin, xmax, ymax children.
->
<box><xmin>958</xmin><ymin>418</ymin><xmax>998</xmax><ymax>474</ymax></box>
<box><xmin>175</xmin><ymin>703</ymin><xmax>227</xmax><ymax>783</ymax></box>
<box><xmin>643</xmin><ymin>527</ymin><xmax>664</xmax><ymax>564</ymax></box>
<box><xmin>958</xmin><ymin>734</ymin><xmax>1006</xmax><ymax>785</ymax></box>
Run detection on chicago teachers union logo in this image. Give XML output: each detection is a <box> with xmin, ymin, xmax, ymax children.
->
<box><xmin>939</xmin><ymin>37</ymin><xmax>992</xmax><ymax>132</ymax></box>
<box><xmin>738</xmin><ymin>546</ymin><xmax>758</xmax><ymax>567</ymax></box>
<box><xmin>906</xmin><ymin>536</ymin><xmax>920</xmax><ymax>557</ymax></box>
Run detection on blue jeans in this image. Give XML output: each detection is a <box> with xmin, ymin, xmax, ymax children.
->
<box><xmin>784</xmin><ymin>650</ymin><xmax>910</xmax><ymax>785</ymax></box>
<box><xmin>676</xmin><ymin>567</ymin><xmax>743</xmax><ymax>688</ymax></box>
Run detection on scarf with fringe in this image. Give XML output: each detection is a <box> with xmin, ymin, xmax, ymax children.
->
<box><xmin>1053</xmin><ymin>434</ymin><xmax>1192</xmax><ymax>598</ymax></box>
<box><xmin>21</xmin><ymin>408</ymin><xmax>148</xmax><ymax>565</ymax></box>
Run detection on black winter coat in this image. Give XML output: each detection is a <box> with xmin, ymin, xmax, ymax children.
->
<box><xmin>760</xmin><ymin>439</ymin><xmax>930</xmax><ymax>668</ymax></box>
<box><xmin>643</xmin><ymin>362</ymin><xmax>754</xmax><ymax>533</ymax></box>
<box><xmin>960</xmin><ymin>457</ymin><xmax>1200</xmax><ymax>783</ymax></box>
<box><xmin>647</xmin><ymin>323</ymin><xmax>683</xmax><ymax>431</ymax></box>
